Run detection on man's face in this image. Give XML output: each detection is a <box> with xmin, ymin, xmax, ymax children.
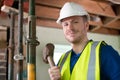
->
<box><xmin>61</xmin><ymin>16</ymin><xmax>89</xmax><ymax>44</ymax></box>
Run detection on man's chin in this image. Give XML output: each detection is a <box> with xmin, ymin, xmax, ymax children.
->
<box><xmin>67</xmin><ymin>39</ymin><xmax>76</xmax><ymax>43</ymax></box>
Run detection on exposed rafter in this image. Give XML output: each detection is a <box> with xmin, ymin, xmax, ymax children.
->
<box><xmin>0</xmin><ymin>0</ymin><xmax>120</xmax><ymax>35</ymax></box>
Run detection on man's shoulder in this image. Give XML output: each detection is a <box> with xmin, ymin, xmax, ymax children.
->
<box><xmin>100</xmin><ymin>43</ymin><xmax>119</xmax><ymax>55</ymax></box>
<box><xmin>100</xmin><ymin>43</ymin><xmax>120</xmax><ymax>79</ymax></box>
<box><xmin>100</xmin><ymin>43</ymin><xmax>120</xmax><ymax>65</ymax></box>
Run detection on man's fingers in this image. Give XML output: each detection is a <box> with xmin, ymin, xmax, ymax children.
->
<box><xmin>48</xmin><ymin>66</ymin><xmax>61</xmax><ymax>80</ymax></box>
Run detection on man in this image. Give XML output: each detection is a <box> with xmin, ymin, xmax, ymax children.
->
<box><xmin>48</xmin><ymin>2</ymin><xmax>120</xmax><ymax>80</ymax></box>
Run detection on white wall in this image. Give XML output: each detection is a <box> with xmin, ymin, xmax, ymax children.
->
<box><xmin>34</xmin><ymin>26</ymin><xmax>120</xmax><ymax>80</ymax></box>
<box><xmin>88</xmin><ymin>33</ymin><xmax>120</xmax><ymax>52</ymax></box>
<box><xmin>35</xmin><ymin>27</ymin><xmax>68</xmax><ymax>80</ymax></box>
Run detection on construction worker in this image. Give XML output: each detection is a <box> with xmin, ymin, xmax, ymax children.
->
<box><xmin>48</xmin><ymin>2</ymin><xmax>120</xmax><ymax>80</ymax></box>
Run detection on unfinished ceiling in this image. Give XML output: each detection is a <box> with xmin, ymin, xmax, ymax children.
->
<box><xmin>0</xmin><ymin>0</ymin><xmax>120</xmax><ymax>35</ymax></box>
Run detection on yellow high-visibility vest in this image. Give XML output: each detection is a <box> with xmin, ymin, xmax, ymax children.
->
<box><xmin>58</xmin><ymin>41</ymin><xmax>105</xmax><ymax>80</ymax></box>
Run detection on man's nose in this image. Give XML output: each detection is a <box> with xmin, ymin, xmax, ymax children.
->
<box><xmin>68</xmin><ymin>23</ymin><xmax>73</xmax><ymax>30</ymax></box>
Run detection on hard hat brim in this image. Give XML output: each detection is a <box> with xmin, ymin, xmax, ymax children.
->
<box><xmin>56</xmin><ymin>14</ymin><xmax>90</xmax><ymax>24</ymax></box>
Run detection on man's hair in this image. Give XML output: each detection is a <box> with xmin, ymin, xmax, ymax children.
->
<box><xmin>83</xmin><ymin>15</ymin><xmax>88</xmax><ymax>22</ymax></box>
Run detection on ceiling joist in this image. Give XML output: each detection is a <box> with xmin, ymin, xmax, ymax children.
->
<box><xmin>0</xmin><ymin>0</ymin><xmax>120</xmax><ymax>35</ymax></box>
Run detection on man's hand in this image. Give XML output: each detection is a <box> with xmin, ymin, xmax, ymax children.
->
<box><xmin>48</xmin><ymin>66</ymin><xmax>61</xmax><ymax>80</ymax></box>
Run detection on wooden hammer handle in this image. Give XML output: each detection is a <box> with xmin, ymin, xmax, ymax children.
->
<box><xmin>47</xmin><ymin>56</ymin><xmax>55</xmax><ymax>67</ymax></box>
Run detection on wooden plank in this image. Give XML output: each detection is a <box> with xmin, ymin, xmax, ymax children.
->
<box><xmin>0</xmin><ymin>31</ymin><xmax>7</xmax><ymax>40</ymax></box>
<box><xmin>36</xmin><ymin>18</ymin><xmax>120</xmax><ymax>35</ymax></box>
<box><xmin>90</xmin><ymin>26</ymin><xmax>101</xmax><ymax>32</ymax></box>
<box><xmin>105</xmin><ymin>19</ymin><xmax>120</xmax><ymax>30</ymax></box>
<box><xmin>0</xmin><ymin>26</ymin><xmax>7</xmax><ymax>31</ymax></box>
<box><xmin>89</xmin><ymin>20</ymin><xmax>103</xmax><ymax>26</ymax></box>
<box><xmin>77</xmin><ymin>0</ymin><xmax>116</xmax><ymax>17</ymax></box>
<box><xmin>35</xmin><ymin>0</ymin><xmax>65</xmax><ymax>8</ymax></box>
<box><xmin>36</xmin><ymin>18</ymin><xmax>61</xmax><ymax>29</ymax></box>
<box><xmin>91</xmin><ymin>27</ymin><xmax>120</xmax><ymax>35</ymax></box>
<box><xmin>35</xmin><ymin>0</ymin><xmax>116</xmax><ymax>17</ymax></box>
<box><xmin>35</xmin><ymin>5</ymin><xmax>59</xmax><ymax>19</ymax></box>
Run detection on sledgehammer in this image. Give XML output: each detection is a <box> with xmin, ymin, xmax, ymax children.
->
<box><xmin>42</xmin><ymin>43</ymin><xmax>55</xmax><ymax>67</ymax></box>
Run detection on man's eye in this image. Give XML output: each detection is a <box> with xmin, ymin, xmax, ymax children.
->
<box><xmin>62</xmin><ymin>23</ymin><xmax>68</xmax><ymax>26</ymax></box>
<box><xmin>74</xmin><ymin>21</ymin><xmax>79</xmax><ymax>23</ymax></box>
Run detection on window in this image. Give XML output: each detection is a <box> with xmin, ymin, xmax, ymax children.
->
<box><xmin>54</xmin><ymin>44</ymin><xmax>71</xmax><ymax>65</ymax></box>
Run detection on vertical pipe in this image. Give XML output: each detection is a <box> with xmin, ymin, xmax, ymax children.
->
<box><xmin>8</xmin><ymin>11</ymin><xmax>15</xmax><ymax>80</ymax></box>
<box><xmin>17</xmin><ymin>0</ymin><xmax>23</xmax><ymax>80</ymax></box>
<box><xmin>28</xmin><ymin>0</ymin><xmax>36</xmax><ymax>79</ymax></box>
<box><xmin>27</xmin><ymin>0</ymin><xmax>39</xmax><ymax>80</ymax></box>
<box><xmin>29</xmin><ymin>0</ymin><xmax>35</xmax><ymax>15</ymax></box>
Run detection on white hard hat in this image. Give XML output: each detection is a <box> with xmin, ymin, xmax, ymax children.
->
<box><xmin>56</xmin><ymin>2</ymin><xmax>90</xmax><ymax>24</ymax></box>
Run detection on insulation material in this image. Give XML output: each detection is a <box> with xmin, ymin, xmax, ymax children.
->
<box><xmin>1</xmin><ymin>0</ymin><xmax>29</xmax><ymax>12</ymax></box>
<box><xmin>4</xmin><ymin>0</ymin><xmax>14</xmax><ymax>6</ymax></box>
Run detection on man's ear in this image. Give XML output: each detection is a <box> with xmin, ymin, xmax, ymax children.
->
<box><xmin>85</xmin><ymin>22</ymin><xmax>89</xmax><ymax>31</ymax></box>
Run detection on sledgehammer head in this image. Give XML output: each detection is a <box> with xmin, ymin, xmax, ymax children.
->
<box><xmin>42</xmin><ymin>43</ymin><xmax>55</xmax><ymax>67</ymax></box>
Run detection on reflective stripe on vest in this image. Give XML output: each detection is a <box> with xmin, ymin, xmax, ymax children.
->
<box><xmin>58</xmin><ymin>41</ymin><xmax>103</xmax><ymax>80</ymax></box>
<box><xmin>87</xmin><ymin>41</ymin><xmax>99</xmax><ymax>80</ymax></box>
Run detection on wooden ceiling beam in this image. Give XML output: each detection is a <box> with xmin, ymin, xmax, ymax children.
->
<box><xmin>89</xmin><ymin>20</ymin><xmax>103</xmax><ymax>26</ymax></box>
<box><xmin>36</xmin><ymin>18</ymin><xmax>120</xmax><ymax>35</ymax></box>
<box><xmin>101</xmin><ymin>16</ymin><xmax>115</xmax><ymax>25</ymax></box>
<box><xmin>35</xmin><ymin>5</ymin><xmax>59</xmax><ymax>20</ymax></box>
<box><xmin>36</xmin><ymin>18</ymin><xmax>61</xmax><ymax>29</ymax></box>
<box><xmin>89</xmin><ymin>25</ymin><xmax>101</xmax><ymax>32</ymax></box>
<box><xmin>91</xmin><ymin>0</ymin><xmax>111</xmax><ymax>4</ymax></box>
<box><xmin>112</xmin><ymin>5</ymin><xmax>120</xmax><ymax>16</ymax></box>
<box><xmin>90</xmin><ymin>27</ymin><xmax>120</xmax><ymax>35</ymax></box>
<box><xmin>0</xmin><ymin>0</ymin><xmax>119</xmax><ymax>35</ymax></box>
<box><xmin>35</xmin><ymin>0</ymin><xmax>116</xmax><ymax>18</ymax></box>
<box><xmin>77</xmin><ymin>0</ymin><xmax>116</xmax><ymax>17</ymax></box>
<box><xmin>35</xmin><ymin>0</ymin><xmax>66</xmax><ymax>8</ymax></box>
<box><xmin>105</xmin><ymin>19</ymin><xmax>120</xmax><ymax>29</ymax></box>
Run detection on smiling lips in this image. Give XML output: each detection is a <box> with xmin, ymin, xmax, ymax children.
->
<box><xmin>68</xmin><ymin>29</ymin><xmax>77</xmax><ymax>34</ymax></box>
<box><xmin>67</xmin><ymin>31</ymin><xmax>77</xmax><ymax>37</ymax></box>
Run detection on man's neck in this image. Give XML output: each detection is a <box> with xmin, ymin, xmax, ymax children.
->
<box><xmin>71</xmin><ymin>39</ymin><xmax>89</xmax><ymax>54</ymax></box>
